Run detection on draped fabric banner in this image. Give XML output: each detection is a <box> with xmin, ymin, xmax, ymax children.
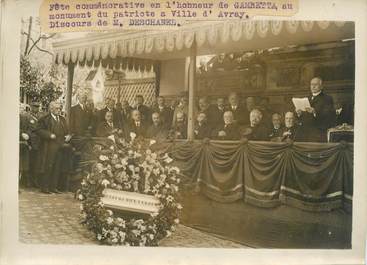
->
<box><xmin>75</xmin><ymin>138</ymin><xmax>353</xmax><ymax>212</ymax></box>
<box><xmin>157</xmin><ymin>140</ymin><xmax>353</xmax><ymax>212</ymax></box>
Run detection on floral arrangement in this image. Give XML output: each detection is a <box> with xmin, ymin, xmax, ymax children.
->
<box><xmin>78</xmin><ymin>133</ymin><xmax>182</xmax><ymax>246</ymax></box>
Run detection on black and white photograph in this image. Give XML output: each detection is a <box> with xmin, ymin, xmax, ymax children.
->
<box><xmin>17</xmin><ymin>17</ymin><xmax>355</xmax><ymax>248</ymax></box>
<box><xmin>1</xmin><ymin>0</ymin><xmax>367</xmax><ymax>265</ymax></box>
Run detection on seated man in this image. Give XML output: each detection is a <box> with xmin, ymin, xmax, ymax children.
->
<box><xmin>281</xmin><ymin>111</ymin><xmax>300</xmax><ymax>141</ymax></box>
<box><xmin>152</xmin><ymin>96</ymin><xmax>172</xmax><ymax>128</ymax></box>
<box><xmin>124</xmin><ymin>109</ymin><xmax>147</xmax><ymax>140</ymax></box>
<box><xmin>268</xmin><ymin>112</ymin><xmax>284</xmax><ymax>141</ymax></box>
<box><xmin>146</xmin><ymin>112</ymin><xmax>168</xmax><ymax>141</ymax></box>
<box><xmin>194</xmin><ymin>112</ymin><xmax>211</xmax><ymax>140</ymax></box>
<box><xmin>243</xmin><ymin>109</ymin><xmax>268</xmax><ymax>141</ymax></box>
<box><xmin>207</xmin><ymin>97</ymin><xmax>226</xmax><ymax>128</ymax></box>
<box><xmin>96</xmin><ymin>111</ymin><xmax>119</xmax><ymax>137</ymax></box>
<box><xmin>169</xmin><ymin>111</ymin><xmax>187</xmax><ymax>140</ymax></box>
<box><xmin>212</xmin><ymin>111</ymin><xmax>241</xmax><ymax>140</ymax></box>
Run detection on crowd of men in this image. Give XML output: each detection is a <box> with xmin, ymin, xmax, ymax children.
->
<box><xmin>19</xmin><ymin>76</ymin><xmax>353</xmax><ymax>194</ymax></box>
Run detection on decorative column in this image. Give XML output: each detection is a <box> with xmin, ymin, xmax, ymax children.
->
<box><xmin>65</xmin><ymin>62</ymin><xmax>75</xmax><ymax>127</ymax></box>
<box><xmin>187</xmin><ymin>40</ymin><xmax>197</xmax><ymax>141</ymax></box>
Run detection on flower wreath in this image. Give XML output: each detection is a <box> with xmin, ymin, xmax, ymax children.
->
<box><xmin>78</xmin><ymin>133</ymin><xmax>182</xmax><ymax>246</ymax></box>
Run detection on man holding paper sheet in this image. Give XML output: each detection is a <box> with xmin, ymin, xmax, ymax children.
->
<box><xmin>294</xmin><ymin>77</ymin><xmax>335</xmax><ymax>142</ymax></box>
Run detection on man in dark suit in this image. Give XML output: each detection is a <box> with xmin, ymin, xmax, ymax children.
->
<box><xmin>207</xmin><ymin>97</ymin><xmax>226</xmax><ymax>128</ymax></box>
<box><xmin>296</xmin><ymin>77</ymin><xmax>335</xmax><ymax>142</ymax></box>
<box><xmin>134</xmin><ymin>95</ymin><xmax>151</xmax><ymax>125</ymax></box>
<box><xmin>281</xmin><ymin>111</ymin><xmax>301</xmax><ymax>141</ymax></box>
<box><xmin>243</xmin><ymin>109</ymin><xmax>268</xmax><ymax>141</ymax></box>
<box><xmin>152</xmin><ymin>96</ymin><xmax>172</xmax><ymax>128</ymax></box>
<box><xmin>25</xmin><ymin>102</ymin><xmax>42</xmax><ymax>187</ymax></box>
<box><xmin>227</xmin><ymin>92</ymin><xmax>249</xmax><ymax>126</ymax></box>
<box><xmin>96</xmin><ymin>111</ymin><xmax>119</xmax><ymax>137</ymax></box>
<box><xmin>146</xmin><ymin>112</ymin><xmax>169</xmax><ymax>141</ymax></box>
<box><xmin>36</xmin><ymin>101</ymin><xmax>72</xmax><ymax>194</ymax></box>
<box><xmin>98</xmin><ymin>98</ymin><xmax>121</xmax><ymax>128</ymax></box>
<box><xmin>116</xmin><ymin>100</ymin><xmax>133</xmax><ymax>126</ymax></box>
<box><xmin>85</xmin><ymin>99</ymin><xmax>98</xmax><ymax>136</ymax></box>
<box><xmin>194</xmin><ymin>112</ymin><xmax>211</xmax><ymax>140</ymax></box>
<box><xmin>212</xmin><ymin>111</ymin><xmax>241</xmax><ymax>140</ymax></box>
<box><xmin>169</xmin><ymin>111</ymin><xmax>187</xmax><ymax>140</ymax></box>
<box><xmin>70</xmin><ymin>93</ymin><xmax>90</xmax><ymax>136</ymax></box>
<box><xmin>124</xmin><ymin>110</ymin><xmax>148</xmax><ymax>140</ymax></box>
<box><xmin>268</xmin><ymin>112</ymin><xmax>284</xmax><ymax>141</ymax></box>
<box><xmin>335</xmin><ymin>102</ymin><xmax>354</xmax><ymax>126</ymax></box>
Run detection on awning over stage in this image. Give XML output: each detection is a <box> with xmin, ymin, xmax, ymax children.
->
<box><xmin>52</xmin><ymin>20</ymin><xmax>354</xmax><ymax>65</ymax></box>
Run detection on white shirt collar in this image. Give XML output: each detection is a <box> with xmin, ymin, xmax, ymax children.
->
<box><xmin>312</xmin><ymin>91</ymin><xmax>322</xmax><ymax>97</ymax></box>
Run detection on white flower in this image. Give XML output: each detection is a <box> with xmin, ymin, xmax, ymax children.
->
<box><xmin>128</xmin><ymin>165</ymin><xmax>135</xmax><ymax>171</ymax></box>
<box><xmin>80</xmin><ymin>204</ymin><xmax>84</xmax><ymax>211</ymax></box>
<box><xmin>78</xmin><ymin>194</ymin><xmax>84</xmax><ymax>200</ymax></box>
<box><xmin>97</xmin><ymin>234</ymin><xmax>103</xmax><ymax>240</ymax></box>
<box><xmin>110</xmin><ymin>146</ymin><xmax>115</xmax><ymax>151</ymax></box>
<box><xmin>176</xmin><ymin>203</ymin><xmax>183</xmax><ymax>209</ymax></box>
<box><xmin>106</xmin><ymin>209</ymin><xmax>113</xmax><ymax>216</ymax></box>
<box><xmin>164</xmin><ymin>157</ymin><xmax>173</xmax><ymax>163</ymax></box>
<box><xmin>146</xmin><ymin>149</ymin><xmax>152</xmax><ymax>155</ymax></box>
<box><xmin>174</xmin><ymin>218</ymin><xmax>180</xmax><ymax>224</ymax></box>
<box><xmin>128</xmin><ymin>150</ymin><xmax>134</xmax><ymax>157</ymax></box>
<box><xmin>148</xmin><ymin>234</ymin><xmax>154</xmax><ymax>240</ymax></box>
<box><xmin>107</xmin><ymin>135</ymin><xmax>115</xmax><ymax>143</ymax></box>
<box><xmin>166</xmin><ymin>195</ymin><xmax>174</xmax><ymax>203</ymax></box>
<box><xmin>135</xmin><ymin>167</ymin><xmax>140</xmax><ymax>173</ymax></box>
<box><xmin>130</xmin><ymin>132</ymin><xmax>137</xmax><ymax>140</ymax></box>
<box><xmin>119</xmin><ymin>231</ymin><xmax>126</xmax><ymax>240</ymax></box>
<box><xmin>166</xmin><ymin>230</ymin><xmax>172</xmax><ymax>237</ymax></box>
<box><xmin>99</xmin><ymin>155</ymin><xmax>109</xmax><ymax>161</ymax></box>
<box><xmin>98</xmin><ymin>201</ymin><xmax>104</xmax><ymax>207</ymax></box>
<box><xmin>149</xmin><ymin>139</ymin><xmax>156</xmax><ymax>146</ymax></box>
<box><xmin>111</xmin><ymin>238</ymin><xmax>118</xmax><ymax>243</ymax></box>
<box><xmin>107</xmin><ymin>217</ymin><xmax>113</xmax><ymax>224</ymax></box>
<box><xmin>115</xmin><ymin>164</ymin><xmax>123</xmax><ymax>169</ymax></box>
<box><xmin>96</xmin><ymin>163</ymin><xmax>105</xmax><ymax>172</ymax></box>
<box><xmin>151</xmin><ymin>153</ymin><xmax>158</xmax><ymax>160</ymax></box>
<box><xmin>150</xmin><ymin>212</ymin><xmax>159</xmax><ymax>217</ymax></box>
<box><xmin>101</xmin><ymin>179</ymin><xmax>110</xmax><ymax>187</ymax></box>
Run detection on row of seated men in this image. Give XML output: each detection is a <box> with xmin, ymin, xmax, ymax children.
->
<box><xmin>69</xmin><ymin>77</ymin><xmax>352</xmax><ymax>142</ymax></box>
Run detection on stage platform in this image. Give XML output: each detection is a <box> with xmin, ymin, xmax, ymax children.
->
<box><xmin>181</xmin><ymin>192</ymin><xmax>352</xmax><ymax>249</ymax></box>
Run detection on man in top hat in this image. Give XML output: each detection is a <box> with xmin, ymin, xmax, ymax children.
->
<box><xmin>134</xmin><ymin>95</ymin><xmax>151</xmax><ymax>125</ymax></box>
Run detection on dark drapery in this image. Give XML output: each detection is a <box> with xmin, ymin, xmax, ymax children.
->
<box><xmin>155</xmin><ymin>140</ymin><xmax>353</xmax><ymax>212</ymax></box>
<box><xmin>74</xmin><ymin>138</ymin><xmax>353</xmax><ymax>212</ymax></box>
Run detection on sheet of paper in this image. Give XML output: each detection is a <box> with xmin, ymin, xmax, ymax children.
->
<box><xmin>292</xmin><ymin>97</ymin><xmax>311</xmax><ymax>111</ymax></box>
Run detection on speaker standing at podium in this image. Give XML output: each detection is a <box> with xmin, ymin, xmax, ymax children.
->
<box><xmin>296</xmin><ymin>77</ymin><xmax>335</xmax><ymax>142</ymax></box>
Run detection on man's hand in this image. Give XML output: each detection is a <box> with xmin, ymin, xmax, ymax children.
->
<box><xmin>295</xmin><ymin>109</ymin><xmax>302</xmax><ymax>116</ymax></box>
<box><xmin>112</xmin><ymin>129</ymin><xmax>118</xmax><ymax>133</ymax></box>
<box><xmin>305</xmin><ymin>107</ymin><xmax>315</xmax><ymax>114</ymax></box>
<box><xmin>50</xmin><ymin>133</ymin><xmax>56</xmax><ymax>140</ymax></box>
<box><xmin>21</xmin><ymin>133</ymin><xmax>29</xmax><ymax>140</ymax></box>
<box><xmin>218</xmin><ymin>130</ymin><xmax>226</xmax><ymax>137</ymax></box>
<box><xmin>283</xmin><ymin>131</ymin><xmax>291</xmax><ymax>137</ymax></box>
<box><xmin>64</xmin><ymin>134</ymin><xmax>72</xmax><ymax>142</ymax></box>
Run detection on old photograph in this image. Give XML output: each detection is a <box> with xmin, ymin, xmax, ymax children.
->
<box><xmin>16</xmin><ymin>18</ymin><xmax>355</xmax><ymax>250</ymax></box>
